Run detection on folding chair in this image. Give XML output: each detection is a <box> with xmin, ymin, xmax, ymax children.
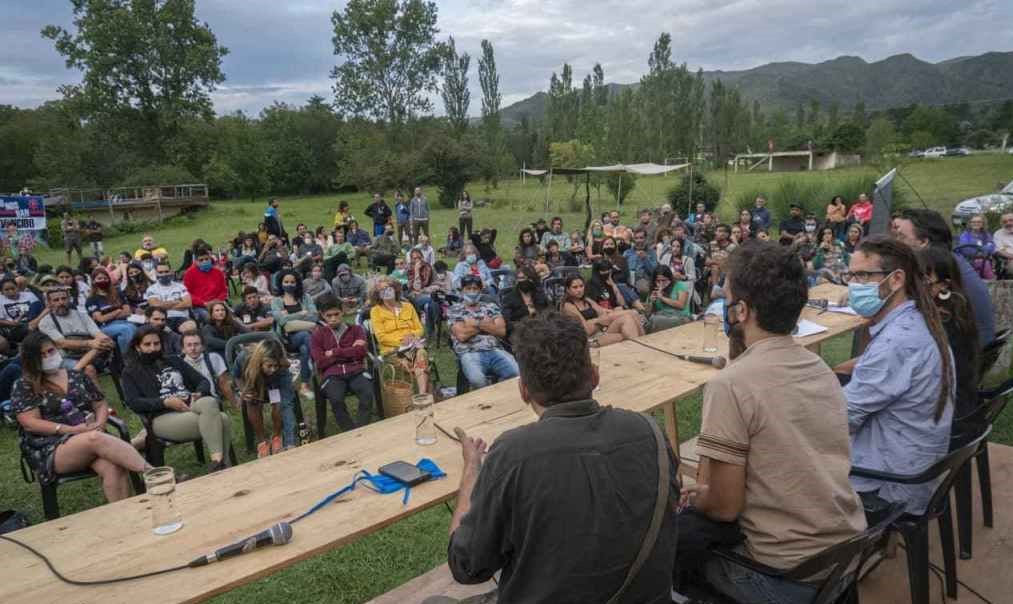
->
<box><xmin>19</xmin><ymin>416</ymin><xmax>144</xmax><ymax>520</ymax></box>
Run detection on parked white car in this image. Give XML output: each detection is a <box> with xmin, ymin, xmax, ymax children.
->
<box><xmin>923</xmin><ymin>146</ymin><xmax>947</xmax><ymax>158</ymax></box>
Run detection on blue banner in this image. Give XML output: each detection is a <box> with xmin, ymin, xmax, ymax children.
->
<box><xmin>0</xmin><ymin>196</ymin><xmax>48</xmax><ymax>245</ymax></box>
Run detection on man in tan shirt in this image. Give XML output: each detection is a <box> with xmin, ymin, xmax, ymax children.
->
<box><xmin>681</xmin><ymin>240</ymin><xmax>866</xmax><ymax>603</ymax></box>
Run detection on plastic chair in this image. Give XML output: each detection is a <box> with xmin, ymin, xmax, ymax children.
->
<box><xmin>19</xmin><ymin>416</ymin><xmax>144</xmax><ymax>520</ymax></box>
<box><xmin>979</xmin><ymin>329</ymin><xmax>1010</xmax><ymax>377</ymax></box>
<box><xmin>225</xmin><ymin>332</ymin><xmax>309</xmax><ymax>452</ymax></box>
<box><xmin>951</xmin><ymin>378</ymin><xmax>1013</xmax><ymax>559</ymax></box>
<box><xmin>708</xmin><ymin>503</ymin><xmax>905</xmax><ymax>604</ymax></box>
<box><xmin>851</xmin><ymin>428</ymin><xmax>991</xmax><ymax>603</ymax></box>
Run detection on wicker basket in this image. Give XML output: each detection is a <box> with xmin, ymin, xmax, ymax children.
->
<box><xmin>381</xmin><ymin>363</ymin><xmax>414</xmax><ymax>417</ymax></box>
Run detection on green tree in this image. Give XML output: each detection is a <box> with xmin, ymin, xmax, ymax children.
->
<box><xmin>42</xmin><ymin>0</ymin><xmax>227</xmax><ymax>164</ymax></box>
<box><xmin>330</xmin><ymin>0</ymin><xmax>447</xmax><ymax>126</ymax></box>
<box><xmin>421</xmin><ymin>131</ymin><xmax>481</xmax><ymax>208</ymax></box>
<box><xmin>440</xmin><ymin>36</ymin><xmax>470</xmax><ymax>134</ymax></box>
<box><xmin>864</xmin><ymin>118</ymin><xmax>896</xmax><ymax>157</ymax></box>
<box><xmin>478</xmin><ymin>40</ymin><xmax>501</xmax><ymax>142</ymax></box>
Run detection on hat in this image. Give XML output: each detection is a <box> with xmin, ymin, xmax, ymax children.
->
<box><xmin>336</xmin><ymin>263</ymin><xmax>351</xmax><ymax>275</ymax></box>
<box><xmin>790</xmin><ymin>203</ymin><xmax>803</xmax><ymax>210</ymax></box>
<box><xmin>459</xmin><ymin>275</ymin><xmax>483</xmax><ymax>289</ymax></box>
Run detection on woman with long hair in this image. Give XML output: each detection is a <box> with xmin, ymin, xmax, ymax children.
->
<box><xmin>560</xmin><ymin>274</ymin><xmax>643</xmax><ymax>347</ymax></box>
<box><xmin>813</xmin><ymin>226</ymin><xmax>850</xmax><ymax>282</ymax></box>
<box><xmin>585</xmin><ymin>220</ymin><xmax>606</xmax><ymax>263</ymax></box>
<box><xmin>645</xmin><ymin>265</ymin><xmax>692</xmax><ymax>333</ymax></box>
<box><xmin>120</xmin><ymin>261</ymin><xmax>151</xmax><ymax>311</ymax></box>
<box><xmin>957</xmin><ymin>214</ymin><xmax>997</xmax><ymax>279</ymax></box>
<box><xmin>514</xmin><ymin>228</ymin><xmax>540</xmax><ymax>268</ymax></box>
<box><xmin>270</xmin><ymin>268</ymin><xmax>317</xmax><ymax>399</ymax></box>
<box><xmin>500</xmin><ymin>264</ymin><xmax>550</xmax><ymax>335</ymax></box>
<box><xmin>233</xmin><ymin>337</ymin><xmax>296</xmax><ymax>457</ymax></box>
<box><xmin>86</xmin><ymin>267</ymin><xmax>136</xmax><ymax>353</ymax></box>
<box><xmin>201</xmin><ymin>300</ymin><xmax>248</xmax><ymax>355</ymax></box>
<box><xmin>12</xmin><ymin>332</ymin><xmax>150</xmax><ymax>502</ymax></box>
<box><xmin>55</xmin><ymin>265</ymin><xmax>89</xmax><ymax>313</ymax></box>
<box><xmin>452</xmin><ymin>242</ymin><xmax>493</xmax><ymax>291</ymax></box>
<box><xmin>826</xmin><ymin>195</ymin><xmax>848</xmax><ymax>240</ymax></box>
<box><xmin>405</xmin><ymin>248</ymin><xmax>434</xmax><ymax>330</ymax></box>
<box><xmin>659</xmin><ymin>238</ymin><xmax>697</xmax><ymax>282</ymax></box>
<box><xmin>122</xmin><ymin>325</ymin><xmax>232</xmax><ymax>471</ymax></box>
<box><xmin>458</xmin><ymin>190</ymin><xmax>474</xmax><ymax>239</ymax></box>
<box><xmin>916</xmin><ymin>246</ymin><xmax>980</xmax><ymax>420</ymax></box>
<box><xmin>736</xmin><ymin>209</ymin><xmax>753</xmax><ymax>239</ymax></box>
<box><xmin>843</xmin><ymin>223</ymin><xmax>863</xmax><ymax>254</ymax></box>
<box><xmin>369</xmin><ymin>277</ymin><xmax>429</xmax><ymax>394</ymax></box>
<box><xmin>586</xmin><ymin>259</ymin><xmax>644</xmax><ymax>312</ymax></box>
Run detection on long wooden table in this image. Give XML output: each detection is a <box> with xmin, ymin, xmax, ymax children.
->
<box><xmin>0</xmin><ymin>284</ymin><xmax>863</xmax><ymax>604</ymax></box>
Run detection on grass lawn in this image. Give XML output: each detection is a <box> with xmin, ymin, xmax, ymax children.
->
<box><xmin>4</xmin><ymin>153</ymin><xmax>1010</xmax><ymax>603</ymax></box>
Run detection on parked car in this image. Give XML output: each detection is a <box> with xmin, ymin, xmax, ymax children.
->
<box><xmin>946</xmin><ymin>147</ymin><xmax>971</xmax><ymax>156</ymax></box>
<box><xmin>923</xmin><ymin>146</ymin><xmax>947</xmax><ymax>158</ymax></box>
<box><xmin>951</xmin><ymin>186</ymin><xmax>1013</xmax><ymax>228</ymax></box>
<box><xmin>908</xmin><ymin>149</ymin><xmax>925</xmax><ymax>158</ymax></box>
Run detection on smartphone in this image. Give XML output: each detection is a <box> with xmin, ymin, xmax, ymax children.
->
<box><xmin>378</xmin><ymin>461</ymin><xmax>431</xmax><ymax>486</ymax></box>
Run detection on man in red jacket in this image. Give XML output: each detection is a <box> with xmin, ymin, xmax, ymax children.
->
<box><xmin>182</xmin><ymin>246</ymin><xmax>228</xmax><ymax>323</ymax></box>
<box><xmin>310</xmin><ymin>294</ymin><xmax>375</xmax><ymax>431</ymax></box>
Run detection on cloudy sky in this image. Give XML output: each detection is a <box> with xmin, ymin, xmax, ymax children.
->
<box><xmin>2</xmin><ymin>0</ymin><xmax>1011</xmax><ymax>116</ymax></box>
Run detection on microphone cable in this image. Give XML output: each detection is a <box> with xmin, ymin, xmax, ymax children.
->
<box><xmin>0</xmin><ymin>534</ymin><xmax>189</xmax><ymax>586</ymax></box>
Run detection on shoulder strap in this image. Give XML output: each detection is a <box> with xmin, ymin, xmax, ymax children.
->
<box><xmin>605</xmin><ymin>413</ymin><xmax>671</xmax><ymax>604</ymax></box>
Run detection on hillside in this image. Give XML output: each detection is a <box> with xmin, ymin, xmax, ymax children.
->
<box><xmin>499</xmin><ymin>50</ymin><xmax>1013</xmax><ymax>125</ymax></box>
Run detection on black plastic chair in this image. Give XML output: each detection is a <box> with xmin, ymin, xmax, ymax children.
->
<box><xmin>19</xmin><ymin>416</ymin><xmax>145</xmax><ymax>520</ymax></box>
<box><xmin>851</xmin><ymin>428</ymin><xmax>991</xmax><ymax>603</ymax></box>
<box><xmin>225</xmin><ymin>332</ymin><xmax>309</xmax><ymax>452</ymax></box>
<box><xmin>542</xmin><ymin>276</ymin><xmax>566</xmax><ymax>308</ymax></box>
<box><xmin>951</xmin><ymin>378</ymin><xmax>1013</xmax><ymax>559</ymax></box>
<box><xmin>707</xmin><ymin>504</ymin><xmax>905</xmax><ymax>604</ymax></box>
<box><xmin>979</xmin><ymin>328</ymin><xmax>1010</xmax><ymax>377</ymax></box>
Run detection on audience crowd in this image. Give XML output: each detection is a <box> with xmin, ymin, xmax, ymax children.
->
<box><xmin>3</xmin><ymin>186</ymin><xmax>1007</xmax><ymax>603</ymax></box>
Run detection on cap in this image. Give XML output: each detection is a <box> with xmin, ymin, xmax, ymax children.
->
<box><xmin>790</xmin><ymin>203</ymin><xmax>803</xmax><ymax>210</ymax></box>
<box><xmin>459</xmin><ymin>275</ymin><xmax>483</xmax><ymax>289</ymax></box>
<box><xmin>336</xmin><ymin>263</ymin><xmax>350</xmax><ymax>275</ymax></box>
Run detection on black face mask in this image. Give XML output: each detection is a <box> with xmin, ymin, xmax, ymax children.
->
<box><xmin>603</xmin><ymin>247</ymin><xmax>615</xmax><ymax>254</ymax></box>
<box><xmin>138</xmin><ymin>351</ymin><xmax>160</xmax><ymax>365</ymax></box>
<box><xmin>517</xmin><ymin>280</ymin><xmax>536</xmax><ymax>294</ymax></box>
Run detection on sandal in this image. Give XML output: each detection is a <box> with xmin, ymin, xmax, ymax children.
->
<box><xmin>256</xmin><ymin>441</ymin><xmax>270</xmax><ymax>459</ymax></box>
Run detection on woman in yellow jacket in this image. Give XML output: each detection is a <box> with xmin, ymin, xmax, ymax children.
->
<box><xmin>369</xmin><ymin>277</ymin><xmax>429</xmax><ymax>394</ymax></box>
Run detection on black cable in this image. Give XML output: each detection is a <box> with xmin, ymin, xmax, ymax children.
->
<box><xmin>0</xmin><ymin>534</ymin><xmax>190</xmax><ymax>585</ymax></box>
<box><xmin>626</xmin><ymin>338</ymin><xmax>689</xmax><ymax>360</ymax></box>
<box><xmin>896</xmin><ymin>541</ymin><xmax>995</xmax><ymax>604</ymax></box>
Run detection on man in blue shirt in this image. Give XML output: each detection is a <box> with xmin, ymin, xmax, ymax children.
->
<box><xmin>622</xmin><ymin>227</ymin><xmax>657</xmax><ymax>296</ymax></box>
<box><xmin>749</xmin><ymin>195</ymin><xmax>772</xmax><ymax>231</ymax></box>
<box><xmin>892</xmin><ymin>208</ymin><xmax>995</xmax><ymax>346</ymax></box>
<box><xmin>837</xmin><ymin>236</ymin><xmax>954</xmax><ymax>516</ymax></box>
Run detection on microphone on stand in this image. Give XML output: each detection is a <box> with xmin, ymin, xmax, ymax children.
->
<box><xmin>674</xmin><ymin>354</ymin><xmax>727</xmax><ymax>369</ymax></box>
<box><xmin>188</xmin><ymin>522</ymin><xmax>293</xmax><ymax>568</ymax></box>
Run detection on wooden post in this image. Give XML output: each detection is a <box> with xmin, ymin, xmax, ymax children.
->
<box><xmin>808</xmin><ymin>150</ymin><xmax>814</xmax><ymax>171</ymax></box>
<box><xmin>616</xmin><ymin>173</ymin><xmax>622</xmax><ymax>210</ymax></box>
<box><xmin>768</xmin><ymin>154</ymin><xmax>773</xmax><ymax>172</ymax></box>
<box><xmin>521</xmin><ymin>162</ymin><xmax>526</xmax><ymax>185</ymax></box>
<box><xmin>544</xmin><ymin>169</ymin><xmax>553</xmax><ymax>214</ymax></box>
<box><xmin>687</xmin><ymin>163</ymin><xmax>695</xmax><ymax>215</ymax></box>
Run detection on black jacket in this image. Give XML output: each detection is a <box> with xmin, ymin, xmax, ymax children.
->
<box><xmin>501</xmin><ymin>287</ymin><xmax>549</xmax><ymax>335</ymax></box>
<box><xmin>122</xmin><ymin>356</ymin><xmax>212</xmax><ymax>416</ymax></box>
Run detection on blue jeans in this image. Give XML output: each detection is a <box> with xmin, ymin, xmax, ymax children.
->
<box><xmin>459</xmin><ymin>349</ymin><xmax>519</xmax><ymax>389</ymax></box>
<box><xmin>191</xmin><ymin>307</ymin><xmax>209</xmax><ymax>324</ymax></box>
<box><xmin>287</xmin><ymin>330</ymin><xmax>312</xmax><ymax>381</ymax></box>
<box><xmin>100</xmin><ymin>320</ymin><xmax>137</xmax><ymax>354</ymax></box>
<box><xmin>617</xmin><ymin>283</ymin><xmax>639</xmax><ymax>306</ymax></box>
<box><xmin>275</xmin><ymin>372</ymin><xmax>298</xmax><ymax>447</ymax></box>
<box><xmin>704</xmin><ymin>556</ymin><xmax>817</xmax><ymax>604</ymax></box>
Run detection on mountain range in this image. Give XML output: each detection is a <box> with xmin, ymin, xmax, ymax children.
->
<box><xmin>499</xmin><ymin>51</ymin><xmax>1013</xmax><ymax>126</ymax></box>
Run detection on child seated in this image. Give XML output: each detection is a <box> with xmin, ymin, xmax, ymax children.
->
<box><xmin>309</xmin><ymin>294</ymin><xmax>375</xmax><ymax>431</ymax></box>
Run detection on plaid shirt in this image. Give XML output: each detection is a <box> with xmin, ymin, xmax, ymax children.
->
<box><xmin>447</xmin><ymin>302</ymin><xmax>504</xmax><ymax>354</ymax></box>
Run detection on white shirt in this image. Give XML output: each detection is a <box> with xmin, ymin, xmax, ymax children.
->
<box><xmin>144</xmin><ymin>280</ymin><xmax>190</xmax><ymax>318</ymax></box>
<box><xmin>994</xmin><ymin>227</ymin><xmax>1013</xmax><ymax>256</ymax></box>
<box><xmin>183</xmin><ymin>352</ymin><xmax>227</xmax><ymax>398</ymax></box>
<box><xmin>0</xmin><ymin>291</ymin><xmax>39</xmax><ymax>322</ymax></box>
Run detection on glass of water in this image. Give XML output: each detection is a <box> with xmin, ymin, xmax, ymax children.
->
<box><xmin>144</xmin><ymin>467</ymin><xmax>183</xmax><ymax>536</ymax></box>
<box><xmin>412</xmin><ymin>393</ymin><xmax>437</xmax><ymax>446</ymax></box>
<box><xmin>702</xmin><ymin>313</ymin><xmax>721</xmax><ymax>353</ymax></box>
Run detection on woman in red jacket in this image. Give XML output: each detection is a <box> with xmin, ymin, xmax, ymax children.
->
<box><xmin>309</xmin><ymin>294</ymin><xmax>375</xmax><ymax>431</ymax></box>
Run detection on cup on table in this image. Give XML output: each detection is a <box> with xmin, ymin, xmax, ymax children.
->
<box><xmin>412</xmin><ymin>393</ymin><xmax>437</xmax><ymax>446</ymax></box>
<box><xmin>144</xmin><ymin>466</ymin><xmax>183</xmax><ymax>536</ymax></box>
<box><xmin>589</xmin><ymin>346</ymin><xmax>601</xmax><ymax>392</ymax></box>
<box><xmin>702</xmin><ymin>313</ymin><xmax>721</xmax><ymax>353</ymax></box>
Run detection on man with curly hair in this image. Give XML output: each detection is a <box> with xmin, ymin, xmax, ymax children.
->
<box><xmin>433</xmin><ymin>311</ymin><xmax>680</xmax><ymax>604</ymax></box>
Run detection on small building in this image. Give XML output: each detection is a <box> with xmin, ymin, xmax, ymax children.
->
<box><xmin>732</xmin><ymin>150</ymin><xmax>862</xmax><ymax>172</ymax></box>
<box><xmin>45</xmin><ymin>184</ymin><xmax>209</xmax><ymax>225</ymax></box>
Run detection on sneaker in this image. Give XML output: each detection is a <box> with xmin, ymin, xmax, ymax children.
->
<box><xmin>256</xmin><ymin>441</ymin><xmax>270</xmax><ymax>459</ymax></box>
<box><xmin>271</xmin><ymin>435</ymin><xmax>283</xmax><ymax>454</ymax></box>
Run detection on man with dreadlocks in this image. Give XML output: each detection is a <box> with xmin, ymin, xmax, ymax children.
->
<box><xmin>837</xmin><ymin>235</ymin><xmax>955</xmax><ymax>518</ymax></box>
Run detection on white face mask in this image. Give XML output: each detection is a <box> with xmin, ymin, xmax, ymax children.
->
<box><xmin>42</xmin><ymin>351</ymin><xmax>64</xmax><ymax>373</ymax></box>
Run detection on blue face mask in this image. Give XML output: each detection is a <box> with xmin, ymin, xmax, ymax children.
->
<box><xmin>466</xmin><ymin>254</ymin><xmax>477</xmax><ymax>265</ymax></box>
<box><xmin>462</xmin><ymin>292</ymin><xmax>481</xmax><ymax>305</ymax></box>
<box><xmin>847</xmin><ymin>273</ymin><xmax>896</xmax><ymax>317</ymax></box>
<box><xmin>198</xmin><ymin>260</ymin><xmax>213</xmax><ymax>272</ymax></box>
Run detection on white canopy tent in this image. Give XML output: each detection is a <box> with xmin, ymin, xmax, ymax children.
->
<box><xmin>520</xmin><ymin>162</ymin><xmax>691</xmax><ymax>213</ymax></box>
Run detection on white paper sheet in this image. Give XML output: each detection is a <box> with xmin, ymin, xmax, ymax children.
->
<box><xmin>826</xmin><ymin>305</ymin><xmax>858</xmax><ymax>315</ymax></box>
<box><xmin>793</xmin><ymin>318</ymin><xmax>829</xmax><ymax>338</ymax></box>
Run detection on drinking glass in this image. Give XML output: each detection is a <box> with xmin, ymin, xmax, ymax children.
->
<box><xmin>702</xmin><ymin>313</ymin><xmax>721</xmax><ymax>353</ymax></box>
<box><xmin>589</xmin><ymin>346</ymin><xmax>601</xmax><ymax>392</ymax></box>
<box><xmin>412</xmin><ymin>393</ymin><xmax>437</xmax><ymax>446</ymax></box>
<box><xmin>144</xmin><ymin>467</ymin><xmax>183</xmax><ymax>536</ymax></box>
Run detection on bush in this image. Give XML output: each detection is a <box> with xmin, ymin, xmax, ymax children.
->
<box><xmin>668</xmin><ymin>172</ymin><xmax>720</xmax><ymax>217</ymax></box>
<box><xmin>607</xmin><ymin>173</ymin><xmax>637</xmax><ymax>207</ymax></box>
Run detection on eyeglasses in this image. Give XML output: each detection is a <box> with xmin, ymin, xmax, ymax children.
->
<box><xmin>841</xmin><ymin>270</ymin><xmax>890</xmax><ymax>283</ymax></box>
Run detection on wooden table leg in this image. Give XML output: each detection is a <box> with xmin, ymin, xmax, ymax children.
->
<box><xmin>806</xmin><ymin>342</ymin><xmax>822</xmax><ymax>356</ymax></box>
<box><xmin>663</xmin><ymin>401</ymin><xmax>679</xmax><ymax>449</ymax></box>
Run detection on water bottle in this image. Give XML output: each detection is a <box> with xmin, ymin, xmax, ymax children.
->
<box><xmin>298</xmin><ymin>421</ymin><xmax>309</xmax><ymax>446</ymax></box>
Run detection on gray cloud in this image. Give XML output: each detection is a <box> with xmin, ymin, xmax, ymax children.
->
<box><xmin>2</xmin><ymin>0</ymin><xmax>1011</xmax><ymax>116</ymax></box>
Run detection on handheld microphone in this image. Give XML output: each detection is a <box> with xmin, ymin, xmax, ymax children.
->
<box><xmin>675</xmin><ymin>354</ymin><xmax>727</xmax><ymax>369</ymax></box>
<box><xmin>188</xmin><ymin>522</ymin><xmax>293</xmax><ymax>568</ymax></box>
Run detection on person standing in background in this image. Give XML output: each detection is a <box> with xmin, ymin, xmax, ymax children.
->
<box><xmin>61</xmin><ymin>213</ymin><xmax>83</xmax><ymax>265</ymax></box>
<box><xmin>364</xmin><ymin>193</ymin><xmax>392</xmax><ymax>238</ymax></box>
<box><xmin>394</xmin><ymin>191</ymin><xmax>411</xmax><ymax>245</ymax></box>
<box><xmin>409</xmin><ymin>186</ymin><xmax>430</xmax><ymax>245</ymax></box>
<box><xmin>458</xmin><ymin>190</ymin><xmax>474</xmax><ymax>240</ymax></box>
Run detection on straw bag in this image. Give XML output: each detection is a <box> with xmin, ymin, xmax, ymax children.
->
<box><xmin>381</xmin><ymin>362</ymin><xmax>414</xmax><ymax>417</ymax></box>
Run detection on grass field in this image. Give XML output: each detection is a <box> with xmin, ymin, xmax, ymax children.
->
<box><xmin>4</xmin><ymin>153</ymin><xmax>1011</xmax><ymax>603</ymax></box>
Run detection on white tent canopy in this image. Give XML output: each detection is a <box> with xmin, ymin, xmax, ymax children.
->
<box><xmin>522</xmin><ymin>162</ymin><xmax>689</xmax><ymax>176</ymax></box>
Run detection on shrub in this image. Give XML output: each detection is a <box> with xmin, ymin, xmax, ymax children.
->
<box><xmin>668</xmin><ymin>172</ymin><xmax>720</xmax><ymax>217</ymax></box>
<box><xmin>607</xmin><ymin>173</ymin><xmax>637</xmax><ymax>207</ymax></box>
